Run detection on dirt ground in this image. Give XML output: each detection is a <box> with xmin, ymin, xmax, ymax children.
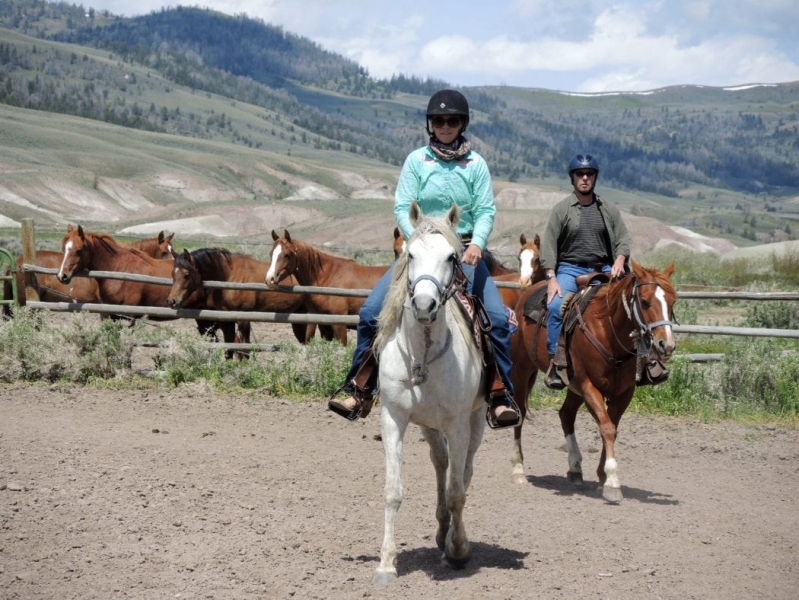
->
<box><xmin>1</xmin><ymin>341</ymin><xmax>798</xmax><ymax>599</ymax></box>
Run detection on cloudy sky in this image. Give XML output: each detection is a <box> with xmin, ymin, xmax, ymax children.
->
<box><xmin>85</xmin><ymin>0</ymin><xmax>799</xmax><ymax>93</ymax></box>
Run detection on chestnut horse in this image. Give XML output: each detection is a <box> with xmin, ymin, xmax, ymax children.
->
<box><xmin>264</xmin><ymin>230</ymin><xmax>390</xmax><ymax>345</ymax></box>
<box><xmin>3</xmin><ymin>231</ymin><xmax>174</xmax><ymax>316</ymax></box>
<box><xmin>56</xmin><ymin>225</ymin><xmax>232</xmax><ymax>350</ymax></box>
<box><xmin>167</xmin><ymin>247</ymin><xmax>325</xmax><ymax>345</ymax></box>
<box><xmin>509</xmin><ymin>261</ymin><xmax>677</xmax><ymax>502</ymax></box>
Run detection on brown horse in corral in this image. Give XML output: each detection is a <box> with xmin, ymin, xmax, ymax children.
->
<box><xmin>264</xmin><ymin>230</ymin><xmax>390</xmax><ymax>345</ymax></box>
<box><xmin>3</xmin><ymin>231</ymin><xmax>175</xmax><ymax>316</ymax></box>
<box><xmin>509</xmin><ymin>261</ymin><xmax>677</xmax><ymax>502</ymax></box>
<box><xmin>167</xmin><ymin>247</ymin><xmax>324</xmax><ymax>345</ymax></box>
<box><xmin>56</xmin><ymin>225</ymin><xmax>233</xmax><ymax>352</ymax></box>
<box><xmin>495</xmin><ymin>233</ymin><xmax>543</xmax><ymax>309</ymax></box>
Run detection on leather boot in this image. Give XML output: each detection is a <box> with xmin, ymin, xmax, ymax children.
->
<box><xmin>544</xmin><ymin>353</ymin><xmax>566</xmax><ymax>390</ymax></box>
<box><xmin>486</xmin><ymin>373</ymin><xmax>521</xmax><ymax>429</ymax></box>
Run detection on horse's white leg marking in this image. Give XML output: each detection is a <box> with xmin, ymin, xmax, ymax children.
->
<box><xmin>566</xmin><ymin>433</ymin><xmax>582</xmax><ymax>476</ymax></box>
<box><xmin>443</xmin><ymin>429</ymin><xmax>471</xmax><ymax>565</ymax></box>
<box><xmin>603</xmin><ymin>457</ymin><xmax>620</xmax><ymax>489</ymax></box>
<box><xmin>57</xmin><ymin>239</ymin><xmax>74</xmax><ymax>280</ymax></box>
<box><xmin>518</xmin><ymin>248</ymin><xmax>536</xmax><ymax>288</ymax></box>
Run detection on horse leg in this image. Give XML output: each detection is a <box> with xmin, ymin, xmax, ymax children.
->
<box><xmin>420</xmin><ymin>426</ymin><xmax>450</xmax><ymax>552</ymax></box>
<box><xmin>373</xmin><ymin>407</ymin><xmax>409</xmax><ymax>586</ymax></box>
<box><xmin>559</xmin><ymin>390</ymin><xmax>585</xmax><ymax>486</ymax></box>
<box><xmin>234</xmin><ymin>321</ymin><xmax>251</xmax><ymax>361</ymax></box>
<box><xmin>464</xmin><ymin>407</ymin><xmax>486</xmax><ymax>491</ymax></box>
<box><xmin>595</xmin><ymin>389</ymin><xmax>635</xmax><ymax>503</ymax></box>
<box><xmin>510</xmin><ymin>371</ymin><xmax>535</xmax><ymax>484</ymax></box>
<box><xmin>441</xmin><ymin>429</ymin><xmax>472</xmax><ymax>569</ymax></box>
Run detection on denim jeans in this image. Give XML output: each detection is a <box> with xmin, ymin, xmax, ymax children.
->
<box><xmin>546</xmin><ymin>262</ymin><xmax>611</xmax><ymax>355</ymax></box>
<box><xmin>345</xmin><ymin>258</ymin><xmax>515</xmax><ymax>398</ymax></box>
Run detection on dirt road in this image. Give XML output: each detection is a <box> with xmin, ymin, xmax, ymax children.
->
<box><xmin>1</xmin><ymin>383</ymin><xmax>797</xmax><ymax>599</ymax></box>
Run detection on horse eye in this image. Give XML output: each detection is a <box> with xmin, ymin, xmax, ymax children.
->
<box><xmin>448</xmin><ymin>253</ymin><xmax>457</xmax><ymax>263</ymax></box>
<box><xmin>641</xmin><ymin>300</ymin><xmax>651</xmax><ymax>309</ymax></box>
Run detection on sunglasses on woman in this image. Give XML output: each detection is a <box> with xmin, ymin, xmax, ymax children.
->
<box><xmin>430</xmin><ymin>116</ymin><xmax>462</xmax><ymax>128</ymax></box>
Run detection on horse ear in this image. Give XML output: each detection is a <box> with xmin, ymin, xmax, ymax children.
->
<box><xmin>446</xmin><ymin>202</ymin><xmax>460</xmax><ymax>230</ymax></box>
<box><xmin>271</xmin><ymin>230</ymin><xmax>279</xmax><ymax>241</ymax></box>
<box><xmin>67</xmin><ymin>224</ymin><xmax>75</xmax><ymax>233</ymax></box>
<box><xmin>520</xmin><ymin>233</ymin><xmax>527</xmax><ymax>245</ymax></box>
<box><xmin>409</xmin><ymin>201</ymin><xmax>422</xmax><ymax>227</ymax></box>
<box><xmin>164</xmin><ymin>231</ymin><xmax>174</xmax><ymax>242</ymax></box>
<box><xmin>284</xmin><ymin>230</ymin><xmax>292</xmax><ymax>242</ymax></box>
<box><xmin>663</xmin><ymin>261</ymin><xmax>676</xmax><ymax>278</ymax></box>
<box><xmin>158</xmin><ymin>231</ymin><xmax>165</xmax><ymax>243</ymax></box>
<box><xmin>77</xmin><ymin>224</ymin><xmax>85</xmax><ymax>238</ymax></box>
<box><xmin>393</xmin><ymin>226</ymin><xmax>401</xmax><ymax>240</ymax></box>
<box><xmin>630</xmin><ymin>259</ymin><xmax>644</xmax><ymax>277</ymax></box>
<box><xmin>534</xmin><ymin>233</ymin><xmax>541</xmax><ymax>246</ymax></box>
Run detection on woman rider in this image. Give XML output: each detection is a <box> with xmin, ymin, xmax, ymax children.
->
<box><xmin>328</xmin><ymin>89</ymin><xmax>520</xmax><ymax>429</ymax></box>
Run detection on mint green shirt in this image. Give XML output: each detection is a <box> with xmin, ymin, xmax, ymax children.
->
<box><xmin>394</xmin><ymin>145</ymin><xmax>496</xmax><ymax>249</ymax></box>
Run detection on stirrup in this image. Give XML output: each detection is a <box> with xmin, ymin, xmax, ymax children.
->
<box><xmin>485</xmin><ymin>390</ymin><xmax>521</xmax><ymax>430</ymax></box>
<box><xmin>544</xmin><ymin>362</ymin><xmax>566</xmax><ymax>390</ymax></box>
<box><xmin>327</xmin><ymin>385</ymin><xmax>374</xmax><ymax>421</ymax></box>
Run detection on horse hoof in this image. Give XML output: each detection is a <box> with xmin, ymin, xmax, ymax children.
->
<box><xmin>566</xmin><ymin>471</ymin><xmax>584</xmax><ymax>486</ymax></box>
<box><xmin>512</xmin><ymin>473</ymin><xmax>527</xmax><ymax>485</ymax></box>
<box><xmin>372</xmin><ymin>570</ymin><xmax>398</xmax><ymax>586</ymax></box>
<box><xmin>442</xmin><ymin>550</ymin><xmax>471</xmax><ymax>570</ymax></box>
<box><xmin>602</xmin><ymin>485</ymin><xmax>623</xmax><ymax>503</ymax></box>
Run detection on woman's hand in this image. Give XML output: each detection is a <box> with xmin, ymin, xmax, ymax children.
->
<box><xmin>462</xmin><ymin>244</ymin><xmax>482</xmax><ymax>266</ymax></box>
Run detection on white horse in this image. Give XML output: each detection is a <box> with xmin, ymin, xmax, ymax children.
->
<box><xmin>372</xmin><ymin>201</ymin><xmax>487</xmax><ymax>585</ymax></box>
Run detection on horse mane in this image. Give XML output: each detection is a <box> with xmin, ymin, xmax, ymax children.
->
<box><xmin>593</xmin><ymin>264</ymin><xmax>675</xmax><ymax>321</ymax></box>
<box><xmin>87</xmin><ymin>232</ymin><xmax>122</xmax><ymax>256</ymax></box>
<box><xmin>375</xmin><ymin>216</ymin><xmax>475</xmax><ymax>360</ymax></box>
<box><xmin>290</xmin><ymin>238</ymin><xmax>327</xmax><ymax>278</ymax></box>
<box><xmin>187</xmin><ymin>248</ymin><xmax>233</xmax><ymax>276</ymax></box>
<box><xmin>483</xmin><ymin>248</ymin><xmax>510</xmax><ymax>273</ymax></box>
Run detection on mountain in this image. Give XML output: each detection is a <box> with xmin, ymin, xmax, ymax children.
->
<box><xmin>1</xmin><ymin>0</ymin><xmax>798</xmax><ymax>256</ymax></box>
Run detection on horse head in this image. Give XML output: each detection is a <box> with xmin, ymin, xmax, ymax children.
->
<box><xmin>57</xmin><ymin>224</ymin><xmax>91</xmax><ymax>284</ymax></box>
<box><xmin>628</xmin><ymin>260</ymin><xmax>677</xmax><ymax>360</ymax></box>
<box><xmin>518</xmin><ymin>233</ymin><xmax>541</xmax><ymax>289</ymax></box>
<box><xmin>168</xmin><ymin>248</ymin><xmax>201</xmax><ymax>309</ymax></box>
<box><xmin>404</xmin><ymin>201</ymin><xmax>461</xmax><ymax>325</ymax></box>
<box><xmin>156</xmin><ymin>230</ymin><xmax>175</xmax><ymax>259</ymax></box>
<box><xmin>264</xmin><ymin>229</ymin><xmax>296</xmax><ymax>287</ymax></box>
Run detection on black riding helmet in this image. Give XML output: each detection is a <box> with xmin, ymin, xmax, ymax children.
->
<box><xmin>426</xmin><ymin>89</ymin><xmax>470</xmax><ymax>135</ymax></box>
<box><xmin>568</xmin><ymin>153</ymin><xmax>600</xmax><ymax>179</ymax></box>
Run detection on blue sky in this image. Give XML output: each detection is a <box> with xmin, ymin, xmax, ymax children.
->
<box><xmin>85</xmin><ymin>0</ymin><xmax>799</xmax><ymax>93</ymax></box>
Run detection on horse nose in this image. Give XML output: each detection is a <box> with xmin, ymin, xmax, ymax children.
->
<box><xmin>412</xmin><ymin>296</ymin><xmax>439</xmax><ymax>323</ymax></box>
<box><xmin>57</xmin><ymin>273</ymin><xmax>69</xmax><ymax>284</ymax></box>
<box><xmin>657</xmin><ymin>335</ymin><xmax>676</xmax><ymax>358</ymax></box>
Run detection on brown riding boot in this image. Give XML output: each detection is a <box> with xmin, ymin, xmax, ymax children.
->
<box><xmin>328</xmin><ymin>350</ymin><xmax>377</xmax><ymax>421</ymax></box>
<box><xmin>544</xmin><ymin>350</ymin><xmax>566</xmax><ymax>390</ymax></box>
<box><xmin>328</xmin><ymin>386</ymin><xmax>374</xmax><ymax>420</ymax></box>
<box><xmin>486</xmin><ymin>375</ymin><xmax>521</xmax><ymax>429</ymax></box>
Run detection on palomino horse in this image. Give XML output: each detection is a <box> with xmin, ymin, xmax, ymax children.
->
<box><xmin>264</xmin><ymin>230</ymin><xmax>390</xmax><ymax>345</ymax></box>
<box><xmin>167</xmin><ymin>247</ymin><xmax>323</xmax><ymax>345</ymax></box>
<box><xmin>509</xmin><ymin>261</ymin><xmax>677</xmax><ymax>501</ymax></box>
<box><xmin>3</xmin><ymin>231</ymin><xmax>175</xmax><ymax>316</ymax></box>
<box><xmin>56</xmin><ymin>225</ymin><xmax>232</xmax><ymax>350</ymax></box>
<box><xmin>372</xmin><ymin>202</ymin><xmax>486</xmax><ymax>584</ymax></box>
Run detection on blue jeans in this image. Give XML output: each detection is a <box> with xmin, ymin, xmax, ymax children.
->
<box><xmin>345</xmin><ymin>258</ymin><xmax>515</xmax><ymax>399</ymax></box>
<box><xmin>546</xmin><ymin>262</ymin><xmax>611</xmax><ymax>355</ymax></box>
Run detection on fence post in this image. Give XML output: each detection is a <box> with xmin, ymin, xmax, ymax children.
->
<box><xmin>21</xmin><ymin>218</ymin><xmax>39</xmax><ymax>303</ymax></box>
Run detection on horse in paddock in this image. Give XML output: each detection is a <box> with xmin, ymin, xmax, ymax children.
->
<box><xmin>56</xmin><ymin>225</ymin><xmax>233</xmax><ymax>353</ymax></box>
<box><xmin>509</xmin><ymin>261</ymin><xmax>677</xmax><ymax>501</ymax></box>
<box><xmin>167</xmin><ymin>247</ymin><xmax>323</xmax><ymax>346</ymax></box>
<box><xmin>264</xmin><ymin>230</ymin><xmax>390</xmax><ymax>345</ymax></box>
<box><xmin>373</xmin><ymin>201</ymin><xmax>488</xmax><ymax>584</ymax></box>
<box><xmin>495</xmin><ymin>233</ymin><xmax>543</xmax><ymax>309</ymax></box>
<box><xmin>3</xmin><ymin>231</ymin><xmax>175</xmax><ymax>317</ymax></box>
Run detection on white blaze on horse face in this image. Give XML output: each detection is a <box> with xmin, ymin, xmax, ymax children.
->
<box><xmin>58</xmin><ymin>239</ymin><xmax>75</xmax><ymax>280</ymax></box>
<box><xmin>518</xmin><ymin>248</ymin><xmax>537</xmax><ymax>288</ymax></box>
<box><xmin>264</xmin><ymin>244</ymin><xmax>283</xmax><ymax>286</ymax></box>
<box><xmin>654</xmin><ymin>285</ymin><xmax>676</xmax><ymax>353</ymax></box>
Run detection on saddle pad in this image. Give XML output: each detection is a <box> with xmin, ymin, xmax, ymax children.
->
<box><xmin>522</xmin><ymin>286</ymin><xmax>548</xmax><ymax>322</ymax></box>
